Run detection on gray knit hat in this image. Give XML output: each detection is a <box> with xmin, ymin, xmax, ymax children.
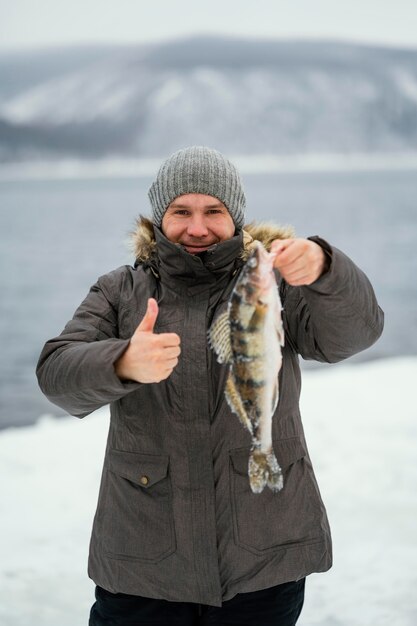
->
<box><xmin>148</xmin><ymin>146</ymin><xmax>246</xmax><ymax>229</ymax></box>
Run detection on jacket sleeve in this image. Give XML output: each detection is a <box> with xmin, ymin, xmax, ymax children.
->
<box><xmin>36</xmin><ymin>267</ymin><xmax>141</xmax><ymax>418</ymax></box>
<box><xmin>282</xmin><ymin>237</ymin><xmax>384</xmax><ymax>363</ymax></box>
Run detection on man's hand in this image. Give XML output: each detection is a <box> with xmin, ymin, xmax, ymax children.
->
<box><xmin>270</xmin><ymin>238</ymin><xmax>328</xmax><ymax>286</ymax></box>
<box><xmin>114</xmin><ymin>298</ymin><xmax>181</xmax><ymax>383</ymax></box>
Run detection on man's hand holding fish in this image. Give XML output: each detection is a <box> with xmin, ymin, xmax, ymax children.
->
<box><xmin>271</xmin><ymin>237</ymin><xmax>329</xmax><ymax>286</ymax></box>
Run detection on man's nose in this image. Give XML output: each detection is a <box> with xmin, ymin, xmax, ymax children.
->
<box><xmin>187</xmin><ymin>215</ymin><xmax>209</xmax><ymax>237</ymax></box>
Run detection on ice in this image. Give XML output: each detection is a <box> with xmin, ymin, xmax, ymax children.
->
<box><xmin>2</xmin><ymin>151</ymin><xmax>417</xmax><ymax>183</ymax></box>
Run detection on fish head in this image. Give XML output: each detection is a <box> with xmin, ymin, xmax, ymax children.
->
<box><xmin>237</xmin><ymin>241</ymin><xmax>277</xmax><ymax>305</ymax></box>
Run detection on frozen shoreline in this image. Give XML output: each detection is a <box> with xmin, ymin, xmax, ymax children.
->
<box><xmin>1</xmin><ymin>357</ymin><xmax>416</xmax><ymax>625</ymax></box>
<box><xmin>1</xmin><ymin>151</ymin><xmax>417</xmax><ymax>182</ymax></box>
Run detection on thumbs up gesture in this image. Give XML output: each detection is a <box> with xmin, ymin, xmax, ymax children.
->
<box><xmin>114</xmin><ymin>298</ymin><xmax>181</xmax><ymax>383</ymax></box>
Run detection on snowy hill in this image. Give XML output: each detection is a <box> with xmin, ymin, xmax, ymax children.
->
<box><xmin>1</xmin><ymin>37</ymin><xmax>417</xmax><ymax>162</ymax></box>
<box><xmin>1</xmin><ymin>357</ymin><xmax>416</xmax><ymax>625</ymax></box>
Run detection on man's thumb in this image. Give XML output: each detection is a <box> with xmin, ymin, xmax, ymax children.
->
<box><xmin>136</xmin><ymin>298</ymin><xmax>158</xmax><ymax>333</ymax></box>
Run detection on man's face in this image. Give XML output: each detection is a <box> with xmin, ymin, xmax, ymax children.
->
<box><xmin>161</xmin><ymin>193</ymin><xmax>236</xmax><ymax>254</ymax></box>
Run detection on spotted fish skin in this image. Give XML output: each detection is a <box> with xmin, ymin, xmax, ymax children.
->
<box><xmin>209</xmin><ymin>241</ymin><xmax>285</xmax><ymax>493</ymax></box>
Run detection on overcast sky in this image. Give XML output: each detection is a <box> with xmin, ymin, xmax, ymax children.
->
<box><xmin>1</xmin><ymin>0</ymin><xmax>417</xmax><ymax>50</ymax></box>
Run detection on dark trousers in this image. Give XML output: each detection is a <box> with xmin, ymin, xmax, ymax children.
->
<box><xmin>89</xmin><ymin>578</ymin><xmax>305</xmax><ymax>625</ymax></box>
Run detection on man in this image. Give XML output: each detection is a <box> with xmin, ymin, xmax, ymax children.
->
<box><xmin>37</xmin><ymin>146</ymin><xmax>383</xmax><ymax>625</ymax></box>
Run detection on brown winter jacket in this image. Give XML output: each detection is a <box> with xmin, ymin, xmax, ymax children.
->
<box><xmin>36</xmin><ymin>219</ymin><xmax>384</xmax><ymax>606</ymax></box>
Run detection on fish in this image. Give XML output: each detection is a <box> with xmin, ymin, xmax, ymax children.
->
<box><xmin>208</xmin><ymin>240</ymin><xmax>285</xmax><ymax>494</ymax></box>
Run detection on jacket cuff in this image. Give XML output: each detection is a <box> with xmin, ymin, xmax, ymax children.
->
<box><xmin>307</xmin><ymin>235</ymin><xmax>333</xmax><ymax>282</ymax></box>
<box><xmin>79</xmin><ymin>337</ymin><xmax>142</xmax><ymax>397</ymax></box>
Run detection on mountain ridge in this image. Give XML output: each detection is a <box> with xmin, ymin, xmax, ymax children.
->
<box><xmin>1</xmin><ymin>36</ymin><xmax>417</xmax><ymax>162</ymax></box>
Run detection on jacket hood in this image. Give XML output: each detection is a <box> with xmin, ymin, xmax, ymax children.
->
<box><xmin>130</xmin><ymin>216</ymin><xmax>295</xmax><ymax>264</ymax></box>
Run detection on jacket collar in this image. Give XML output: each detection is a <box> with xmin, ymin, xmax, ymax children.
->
<box><xmin>152</xmin><ymin>226</ymin><xmax>243</xmax><ymax>287</ymax></box>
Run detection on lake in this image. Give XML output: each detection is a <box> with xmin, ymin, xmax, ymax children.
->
<box><xmin>0</xmin><ymin>168</ymin><xmax>416</xmax><ymax>428</ymax></box>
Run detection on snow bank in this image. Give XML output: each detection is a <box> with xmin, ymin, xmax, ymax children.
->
<box><xmin>1</xmin><ymin>357</ymin><xmax>416</xmax><ymax>626</ymax></box>
<box><xmin>1</xmin><ymin>151</ymin><xmax>417</xmax><ymax>182</ymax></box>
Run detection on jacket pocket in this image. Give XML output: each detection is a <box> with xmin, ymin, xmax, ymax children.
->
<box><xmin>101</xmin><ymin>449</ymin><xmax>176</xmax><ymax>563</ymax></box>
<box><xmin>229</xmin><ymin>437</ymin><xmax>323</xmax><ymax>556</ymax></box>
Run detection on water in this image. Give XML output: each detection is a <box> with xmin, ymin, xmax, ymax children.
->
<box><xmin>1</xmin><ymin>169</ymin><xmax>416</xmax><ymax>429</ymax></box>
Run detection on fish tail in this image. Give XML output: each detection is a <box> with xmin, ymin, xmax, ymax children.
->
<box><xmin>248</xmin><ymin>448</ymin><xmax>284</xmax><ymax>494</ymax></box>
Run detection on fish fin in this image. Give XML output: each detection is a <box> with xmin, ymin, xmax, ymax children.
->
<box><xmin>225</xmin><ymin>373</ymin><xmax>253</xmax><ymax>435</ymax></box>
<box><xmin>248</xmin><ymin>448</ymin><xmax>284</xmax><ymax>494</ymax></box>
<box><xmin>271</xmin><ymin>382</ymin><xmax>279</xmax><ymax>415</ymax></box>
<box><xmin>275</xmin><ymin>315</ymin><xmax>285</xmax><ymax>347</ymax></box>
<box><xmin>208</xmin><ymin>310</ymin><xmax>233</xmax><ymax>364</ymax></box>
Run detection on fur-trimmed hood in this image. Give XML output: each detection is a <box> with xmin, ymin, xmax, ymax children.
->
<box><xmin>130</xmin><ymin>215</ymin><xmax>295</xmax><ymax>264</ymax></box>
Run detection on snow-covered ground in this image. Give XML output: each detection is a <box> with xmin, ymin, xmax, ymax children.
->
<box><xmin>0</xmin><ymin>357</ymin><xmax>416</xmax><ymax>626</ymax></box>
